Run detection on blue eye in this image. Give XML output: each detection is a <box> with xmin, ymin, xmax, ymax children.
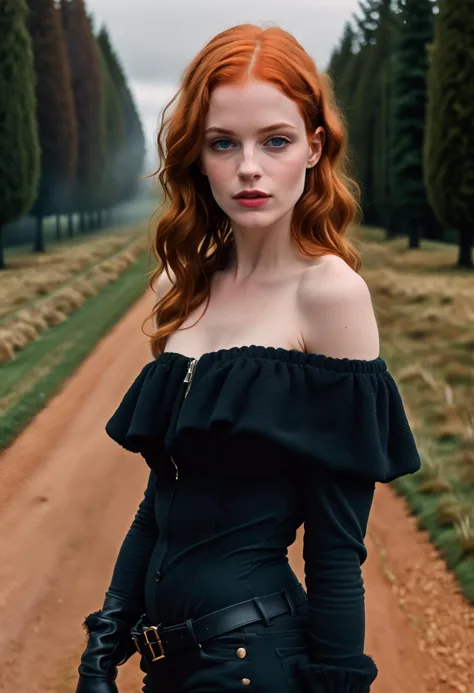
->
<box><xmin>210</xmin><ymin>136</ymin><xmax>290</xmax><ymax>151</ymax></box>
<box><xmin>267</xmin><ymin>137</ymin><xmax>289</xmax><ymax>148</ymax></box>
<box><xmin>211</xmin><ymin>138</ymin><xmax>234</xmax><ymax>151</ymax></box>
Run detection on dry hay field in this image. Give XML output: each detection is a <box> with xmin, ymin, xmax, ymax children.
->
<box><xmin>0</xmin><ymin>227</ymin><xmax>149</xmax><ymax>364</ymax></box>
<box><xmin>0</xmin><ymin>224</ymin><xmax>152</xmax><ymax>449</ymax></box>
<box><xmin>356</xmin><ymin>226</ymin><xmax>474</xmax><ymax>601</ymax></box>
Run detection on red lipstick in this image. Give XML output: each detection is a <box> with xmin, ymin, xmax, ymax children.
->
<box><xmin>233</xmin><ymin>190</ymin><xmax>271</xmax><ymax>208</ymax></box>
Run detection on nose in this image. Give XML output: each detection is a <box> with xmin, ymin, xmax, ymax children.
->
<box><xmin>237</xmin><ymin>145</ymin><xmax>262</xmax><ymax>180</ymax></box>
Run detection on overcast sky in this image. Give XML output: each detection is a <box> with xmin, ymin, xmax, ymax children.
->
<box><xmin>87</xmin><ymin>0</ymin><xmax>361</xmax><ymax>171</ymax></box>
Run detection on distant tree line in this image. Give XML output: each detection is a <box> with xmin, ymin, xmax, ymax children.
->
<box><xmin>0</xmin><ymin>0</ymin><xmax>146</xmax><ymax>269</ymax></box>
<box><xmin>327</xmin><ymin>0</ymin><xmax>474</xmax><ymax>268</ymax></box>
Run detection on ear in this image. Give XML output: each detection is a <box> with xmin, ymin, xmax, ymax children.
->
<box><xmin>307</xmin><ymin>126</ymin><xmax>325</xmax><ymax>169</ymax></box>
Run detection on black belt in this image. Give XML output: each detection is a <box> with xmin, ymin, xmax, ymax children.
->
<box><xmin>131</xmin><ymin>582</ymin><xmax>307</xmax><ymax>664</ymax></box>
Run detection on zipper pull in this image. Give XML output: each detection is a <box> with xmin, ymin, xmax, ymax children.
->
<box><xmin>183</xmin><ymin>358</ymin><xmax>198</xmax><ymax>399</ymax></box>
<box><xmin>183</xmin><ymin>358</ymin><xmax>197</xmax><ymax>383</ymax></box>
<box><xmin>170</xmin><ymin>455</ymin><xmax>179</xmax><ymax>480</ymax></box>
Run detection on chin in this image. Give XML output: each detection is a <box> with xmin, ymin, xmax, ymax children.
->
<box><xmin>227</xmin><ymin>210</ymin><xmax>282</xmax><ymax>229</ymax></box>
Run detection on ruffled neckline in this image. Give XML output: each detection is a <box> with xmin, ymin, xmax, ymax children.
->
<box><xmin>157</xmin><ymin>344</ymin><xmax>387</xmax><ymax>374</ymax></box>
<box><xmin>105</xmin><ymin>342</ymin><xmax>420</xmax><ymax>482</ymax></box>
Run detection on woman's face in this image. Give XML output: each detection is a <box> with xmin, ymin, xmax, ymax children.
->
<box><xmin>200</xmin><ymin>79</ymin><xmax>324</xmax><ymax>230</ymax></box>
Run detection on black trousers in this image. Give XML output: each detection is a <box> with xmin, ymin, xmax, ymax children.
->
<box><xmin>139</xmin><ymin>602</ymin><xmax>311</xmax><ymax>692</ymax></box>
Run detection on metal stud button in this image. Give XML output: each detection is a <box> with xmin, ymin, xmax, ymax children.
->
<box><xmin>241</xmin><ymin>678</ymin><xmax>251</xmax><ymax>686</ymax></box>
<box><xmin>236</xmin><ymin>647</ymin><xmax>247</xmax><ymax>658</ymax></box>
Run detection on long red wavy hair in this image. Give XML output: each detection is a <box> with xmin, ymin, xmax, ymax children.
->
<box><xmin>145</xmin><ymin>24</ymin><xmax>362</xmax><ymax>358</ymax></box>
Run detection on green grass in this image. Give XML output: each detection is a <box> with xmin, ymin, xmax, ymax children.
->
<box><xmin>0</xmin><ymin>253</ymin><xmax>152</xmax><ymax>451</ymax></box>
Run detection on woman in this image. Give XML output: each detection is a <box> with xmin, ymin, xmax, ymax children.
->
<box><xmin>76</xmin><ymin>24</ymin><xmax>421</xmax><ymax>693</ymax></box>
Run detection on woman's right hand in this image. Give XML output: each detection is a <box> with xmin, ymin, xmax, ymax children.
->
<box><xmin>75</xmin><ymin>593</ymin><xmax>139</xmax><ymax>693</ymax></box>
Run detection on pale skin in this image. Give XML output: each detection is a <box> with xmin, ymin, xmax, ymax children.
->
<box><xmin>156</xmin><ymin>78</ymin><xmax>380</xmax><ymax>362</ymax></box>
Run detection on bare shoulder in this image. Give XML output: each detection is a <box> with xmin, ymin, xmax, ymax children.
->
<box><xmin>300</xmin><ymin>254</ymin><xmax>365</xmax><ymax>299</ymax></box>
<box><xmin>298</xmin><ymin>254</ymin><xmax>380</xmax><ymax>360</ymax></box>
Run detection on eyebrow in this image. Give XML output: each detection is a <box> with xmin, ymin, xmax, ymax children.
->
<box><xmin>205</xmin><ymin>122</ymin><xmax>298</xmax><ymax>135</ymax></box>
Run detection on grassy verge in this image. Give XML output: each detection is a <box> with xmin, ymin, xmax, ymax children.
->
<box><xmin>1</xmin><ymin>224</ymin><xmax>149</xmax><ymax>323</ymax></box>
<box><xmin>0</xmin><ymin>252</ymin><xmax>151</xmax><ymax>450</ymax></box>
<box><xmin>356</xmin><ymin>226</ymin><xmax>474</xmax><ymax>603</ymax></box>
<box><xmin>386</xmin><ymin>335</ymin><xmax>474</xmax><ymax>603</ymax></box>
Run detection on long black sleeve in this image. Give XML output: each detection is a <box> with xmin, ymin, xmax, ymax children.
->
<box><xmin>296</xmin><ymin>468</ymin><xmax>378</xmax><ymax>693</ymax></box>
<box><xmin>105</xmin><ymin>470</ymin><xmax>159</xmax><ymax>613</ymax></box>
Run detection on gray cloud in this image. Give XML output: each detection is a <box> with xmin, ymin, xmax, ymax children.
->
<box><xmin>86</xmin><ymin>0</ymin><xmax>360</xmax><ymax>167</ymax></box>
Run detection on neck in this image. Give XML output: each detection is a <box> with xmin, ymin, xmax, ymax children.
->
<box><xmin>224</xmin><ymin>215</ymin><xmax>305</xmax><ymax>285</ymax></box>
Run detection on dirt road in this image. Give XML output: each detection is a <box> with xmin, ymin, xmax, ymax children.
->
<box><xmin>0</xmin><ymin>291</ymin><xmax>472</xmax><ymax>693</ymax></box>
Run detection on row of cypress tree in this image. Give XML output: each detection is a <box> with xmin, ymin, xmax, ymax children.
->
<box><xmin>0</xmin><ymin>0</ymin><xmax>146</xmax><ymax>269</ymax></box>
<box><xmin>328</xmin><ymin>0</ymin><xmax>474</xmax><ymax>268</ymax></box>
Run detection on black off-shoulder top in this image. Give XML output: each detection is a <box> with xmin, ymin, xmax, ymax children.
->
<box><xmin>104</xmin><ymin>345</ymin><xmax>421</xmax><ymax>693</ymax></box>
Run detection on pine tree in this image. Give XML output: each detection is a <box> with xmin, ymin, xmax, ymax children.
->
<box><xmin>353</xmin><ymin>0</ymin><xmax>382</xmax><ymax>45</ymax></box>
<box><xmin>98</xmin><ymin>27</ymin><xmax>146</xmax><ymax>202</ymax></box>
<box><xmin>389</xmin><ymin>0</ymin><xmax>435</xmax><ymax>248</ymax></box>
<box><xmin>349</xmin><ymin>0</ymin><xmax>396</xmax><ymax>223</ymax></box>
<box><xmin>424</xmin><ymin>0</ymin><xmax>474</xmax><ymax>268</ymax></box>
<box><xmin>327</xmin><ymin>22</ymin><xmax>357</xmax><ymax>122</ymax></box>
<box><xmin>327</xmin><ymin>22</ymin><xmax>356</xmax><ymax>85</ymax></box>
<box><xmin>27</xmin><ymin>0</ymin><xmax>77</xmax><ymax>251</ymax></box>
<box><xmin>60</xmin><ymin>0</ymin><xmax>104</xmax><ymax>231</ymax></box>
<box><xmin>0</xmin><ymin>0</ymin><xmax>40</xmax><ymax>269</ymax></box>
<box><xmin>372</xmin><ymin>57</ymin><xmax>392</xmax><ymax>229</ymax></box>
<box><xmin>96</xmin><ymin>40</ymin><xmax>125</xmax><ymax>217</ymax></box>
<box><xmin>334</xmin><ymin>48</ymin><xmax>366</xmax><ymax>132</ymax></box>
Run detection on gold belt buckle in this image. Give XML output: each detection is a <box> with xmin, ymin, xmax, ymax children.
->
<box><xmin>143</xmin><ymin>625</ymin><xmax>166</xmax><ymax>661</ymax></box>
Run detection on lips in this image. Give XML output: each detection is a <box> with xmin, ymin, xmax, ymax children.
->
<box><xmin>234</xmin><ymin>190</ymin><xmax>271</xmax><ymax>199</ymax></box>
<box><xmin>234</xmin><ymin>195</ymin><xmax>271</xmax><ymax>208</ymax></box>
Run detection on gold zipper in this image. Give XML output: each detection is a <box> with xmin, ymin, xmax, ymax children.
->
<box><xmin>170</xmin><ymin>358</ymin><xmax>199</xmax><ymax>481</ymax></box>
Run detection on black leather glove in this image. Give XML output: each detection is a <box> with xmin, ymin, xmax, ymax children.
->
<box><xmin>76</xmin><ymin>591</ymin><xmax>140</xmax><ymax>693</ymax></box>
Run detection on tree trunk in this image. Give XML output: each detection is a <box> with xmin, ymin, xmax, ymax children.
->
<box><xmin>34</xmin><ymin>215</ymin><xmax>45</xmax><ymax>253</ymax></box>
<box><xmin>68</xmin><ymin>212</ymin><xmax>74</xmax><ymax>237</ymax></box>
<box><xmin>0</xmin><ymin>226</ymin><xmax>5</xmax><ymax>270</ymax></box>
<box><xmin>457</xmin><ymin>228</ymin><xmax>474</xmax><ymax>269</ymax></box>
<box><xmin>56</xmin><ymin>215</ymin><xmax>61</xmax><ymax>240</ymax></box>
<box><xmin>98</xmin><ymin>209</ymin><xmax>103</xmax><ymax>229</ymax></box>
<box><xmin>408</xmin><ymin>217</ymin><xmax>420</xmax><ymax>249</ymax></box>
